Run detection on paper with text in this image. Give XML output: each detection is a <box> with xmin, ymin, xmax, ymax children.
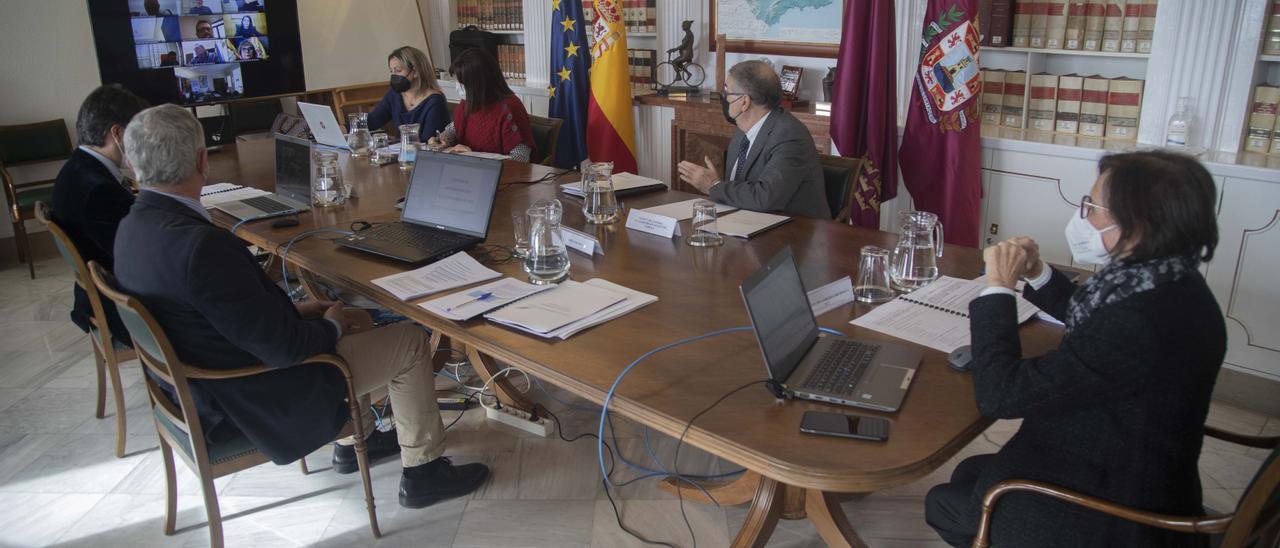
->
<box><xmin>543</xmin><ymin>279</ymin><xmax>658</xmax><ymax>339</ymax></box>
<box><xmin>850</xmin><ymin>276</ymin><xmax>1041</xmax><ymax>352</ymax></box>
<box><xmin>807</xmin><ymin>276</ymin><xmax>855</xmax><ymax>317</ymax></box>
<box><xmin>420</xmin><ymin>277</ymin><xmax>553</xmax><ymax>320</ymax></box>
<box><xmin>640</xmin><ymin>198</ymin><xmax>736</xmax><ymax>221</ymax></box>
<box><xmin>560</xmin><ymin>172</ymin><xmax>667</xmax><ymax>197</ymax></box>
<box><xmin>484</xmin><ymin>280</ymin><xmax>627</xmax><ymax>335</ymax></box>
<box><xmin>625</xmin><ymin>209</ymin><xmax>681</xmax><ymax>238</ymax></box>
<box><xmin>370</xmin><ymin>252</ymin><xmax>501</xmax><ymax>302</ymax></box>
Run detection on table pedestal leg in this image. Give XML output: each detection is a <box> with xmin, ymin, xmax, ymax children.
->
<box><xmin>697</xmin><ymin>474</ymin><xmax>866</xmax><ymax>548</ymax></box>
<box><xmin>464</xmin><ymin>346</ymin><xmax>536</xmax><ymax>413</ymax></box>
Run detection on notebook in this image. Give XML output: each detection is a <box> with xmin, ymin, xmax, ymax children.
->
<box><xmin>561</xmin><ymin>172</ymin><xmax>668</xmax><ymax>198</ymax></box>
<box><xmin>717</xmin><ymin>210</ymin><xmax>791</xmax><ymax>238</ymax></box>
<box><xmin>850</xmin><ymin>276</ymin><xmax>1041</xmax><ymax>353</ymax></box>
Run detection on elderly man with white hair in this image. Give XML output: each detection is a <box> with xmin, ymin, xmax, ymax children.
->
<box><xmin>112</xmin><ymin>104</ymin><xmax>488</xmax><ymax>509</ymax></box>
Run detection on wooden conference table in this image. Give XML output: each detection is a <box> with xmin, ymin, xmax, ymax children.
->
<box><xmin>206</xmin><ymin>142</ymin><xmax>1063</xmax><ymax>547</ymax></box>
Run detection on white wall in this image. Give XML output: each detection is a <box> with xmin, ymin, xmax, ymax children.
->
<box><xmin>0</xmin><ymin>0</ymin><xmax>432</xmax><ymax>239</ymax></box>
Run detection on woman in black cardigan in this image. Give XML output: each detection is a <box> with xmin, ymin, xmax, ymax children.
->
<box><xmin>925</xmin><ymin>150</ymin><xmax>1226</xmax><ymax>547</ymax></box>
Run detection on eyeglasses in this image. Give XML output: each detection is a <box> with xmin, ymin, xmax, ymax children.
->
<box><xmin>1079</xmin><ymin>195</ymin><xmax>1109</xmax><ymax>219</ymax></box>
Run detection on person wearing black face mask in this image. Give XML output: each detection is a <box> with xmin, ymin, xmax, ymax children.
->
<box><xmin>367</xmin><ymin>46</ymin><xmax>449</xmax><ymax>138</ymax></box>
<box><xmin>677</xmin><ymin>60</ymin><xmax>830</xmax><ymax>219</ymax></box>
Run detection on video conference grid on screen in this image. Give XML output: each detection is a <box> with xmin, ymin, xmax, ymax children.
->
<box><xmin>127</xmin><ymin>0</ymin><xmax>268</xmax><ymax>104</ymax></box>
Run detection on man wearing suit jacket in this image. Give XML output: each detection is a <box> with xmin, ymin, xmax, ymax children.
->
<box><xmin>114</xmin><ymin>105</ymin><xmax>488</xmax><ymax>509</ymax></box>
<box><xmin>677</xmin><ymin>60</ymin><xmax>830</xmax><ymax>220</ymax></box>
<box><xmin>52</xmin><ymin>85</ymin><xmax>148</xmax><ymax>344</ymax></box>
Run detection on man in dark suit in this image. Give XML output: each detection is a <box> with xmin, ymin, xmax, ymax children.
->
<box><xmin>677</xmin><ymin>60</ymin><xmax>830</xmax><ymax>219</ymax></box>
<box><xmin>51</xmin><ymin>84</ymin><xmax>148</xmax><ymax>344</ymax></box>
<box><xmin>115</xmin><ymin>105</ymin><xmax>488</xmax><ymax>509</ymax></box>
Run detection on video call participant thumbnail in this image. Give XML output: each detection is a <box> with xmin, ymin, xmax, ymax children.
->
<box><xmin>181</xmin><ymin>16</ymin><xmax>222</xmax><ymax>40</ymax></box>
<box><xmin>184</xmin><ymin>0</ymin><xmax>221</xmax><ymax>15</ymax></box>
<box><xmin>183</xmin><ymin>40</ymin><xmax>224</xmax><ymax>65</ymax></box>
<box><xmin>175</xmin><ymin>64</ymin><xmax>244</xmax><ymax>103</ymax></box>
<box><xmin>222</xmin><ymin>0</ymin><xmax>264</xmax><ymax>12</ymax></box>
<box><xmin>131</xmin><ymin>16</ymin><xmax>181</xmax><ymax>44</ymax></box>
<box><xmin>231</xmin><ymin>37</ymin><xmax>268</xmax><ymax>61</ymax></box>
<box><xmin>226</xmin><ymin>13</ymin><xmax>267</xmax><ymax>37</ymax></box>
<box><xmin>130</xmin><ymin>0</ymin><xmax>180</xmax><ymax>16</ymax></box>
<box><xmin>135</xmin><ymin>42</ymin><xmax>182</xmax><ymax>69</ymax></box>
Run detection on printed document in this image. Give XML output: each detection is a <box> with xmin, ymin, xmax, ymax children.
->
<box><xmin>717</xmin><ymin>210</ymin><xmax>791</xmax><ymax>238</ymax></box>
<box><xmin>199</xmin><ymin>184</ymin><xmax>270</xmax><ymax>208</ymax></box>
<box><xmin>850</xmin><ymin>276</ymin><xmax>1041</xmax><ymax>352</ymax></box>
<box><xmin>543</xmin><ymin>279</ymin><xmax>658</xmax><ymax>339</ymax></box>
<box><xmin>560</xmin><ymin>172</ymin><xmax>667</xmax><ymax>197</ymax></box>
<box><xmin>370</xmin><ymin>252</ymin><xmax>501</xmax><ymax>301</ymax></box>
<box><xmin>484</xmin><ymin>280</ymin><xmax>628</xmax><ymax>335</ymax></box>
<box><xmin>420</xmin><ymin>278</ymin><xmax>554</xmax><ymax>321</ymax></box>
<box><xmin>640</xmin><ymin>199</ymin><xmax>737</xmax><ymax>221</ymax></box>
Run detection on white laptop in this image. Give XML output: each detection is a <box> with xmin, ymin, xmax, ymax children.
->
<box><xmin>297</xmin><ymin>101</ymin><xmax>350</xmax><ymax>149</ymax></box>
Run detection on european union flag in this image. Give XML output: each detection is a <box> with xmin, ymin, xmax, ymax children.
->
<box><xmin>549</xmin><ymin>0</ymin><xmax>591</xmax><ymax>169</ymax></box>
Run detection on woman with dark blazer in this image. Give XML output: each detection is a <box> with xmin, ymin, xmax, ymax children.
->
<box><xmin>366</xmin><ymin>46</ymin><xmax>449</xmax><ymax>137</ymax></box>
<box><xmin>428</xmin><ymin>48</ymin><xmax>534</xmax><ymax>162</ymax></box>
<box><xmin>925</xmin><ymin>150</ymin><xmax>1226</xmax><ymax>547</ymax></box>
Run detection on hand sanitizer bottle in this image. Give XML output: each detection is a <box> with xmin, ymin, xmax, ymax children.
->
<box><xmin>1165</xmin><ymin>97</ymin><xmax>1192</xmax><ymax>147</ymax></box>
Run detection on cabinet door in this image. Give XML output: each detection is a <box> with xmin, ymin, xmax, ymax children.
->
<box><xmin>981</xmin><ymin>150</ymin><xmax>1098</xmax><ymax>269</ymax></box>
<box><xmin>1204</xmin><ymin>176</ymin><xmax>1280</xmax><ymax>380</ymax></box>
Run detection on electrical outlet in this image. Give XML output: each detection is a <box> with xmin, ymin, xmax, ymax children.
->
<box><xmin>484</xmin><ymin>405</ymin><xmax>552</xmax><ymax>437</ymax></box>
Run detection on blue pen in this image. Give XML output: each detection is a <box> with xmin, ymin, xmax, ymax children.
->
<box><xmin>446</xmin><ymin>291</ymin><xmax>494</xmax><ymax>312</ymax></box>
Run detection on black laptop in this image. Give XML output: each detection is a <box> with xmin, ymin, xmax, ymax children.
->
<box><xmin>740</xmin><ymin>248</ymin><xmax>923</xmax><ymax>412</ymax></box>
<box><xmin>335</xmin><ymin>151</ymin><xmax>503</xmax><ymax>264</ymax></box>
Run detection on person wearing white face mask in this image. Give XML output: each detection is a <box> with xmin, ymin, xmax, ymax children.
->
<box><xmin>925</xmin><ymin>150</ymin><xmax>1226</xmax><ymax>548</ymax></box>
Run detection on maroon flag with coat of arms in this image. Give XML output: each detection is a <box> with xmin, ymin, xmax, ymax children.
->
<box><xmin>899</xmin><ymin>0</ymin><xmax>983</xmax><ymax>247</ymax></box>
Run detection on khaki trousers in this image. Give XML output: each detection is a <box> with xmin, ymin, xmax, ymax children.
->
<box><xmin>334</xmin><ymin>322</ymin><xmax>445</xmax><ymax>467</ymax></box>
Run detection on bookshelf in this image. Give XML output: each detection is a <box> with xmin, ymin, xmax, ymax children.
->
<box><xmin>1238</xmin><ymin>0</ymin><xmax>1280</xmax><ymax>159</ymax></box>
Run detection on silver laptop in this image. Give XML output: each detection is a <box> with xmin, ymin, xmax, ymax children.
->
<box><xmin>297</xmin><ymin>101</ymin><xmax>351</xmax><ymax>149</ymax></box>
<box><xmin>740</xmin><ymin>247</ymin><xmax>922</xmax><ymax>412</ymax></box>
<box><xmin>212</xmin><ymin>134</ymin><xmax>312</xmax><ymax>220</ymax></box>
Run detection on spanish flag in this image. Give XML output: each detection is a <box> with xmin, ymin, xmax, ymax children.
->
<box><xmin>585</xmin><ymin>0</ymin><xmax>637</xmax><ymax>174</ymax></box>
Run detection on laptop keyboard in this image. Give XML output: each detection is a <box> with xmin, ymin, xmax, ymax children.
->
<box><xmin>800</xmin><ymin>340</ymin><xmax>880</xmax><ymax>396</ymax></box>
<box><xmin>242</xmin><ymin>195</ymin><xmax>297</xmax><ymax>214</ymax></box>
<box><xmin>356</xmin><ymin>223</ymin><xmax>466</xmax><ymax>251</ymax></box>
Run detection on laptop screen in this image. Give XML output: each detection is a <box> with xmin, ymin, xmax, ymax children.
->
<box><xmin>739</xmin><ymin>247</ymin><xmax>820</xmax><ymax>382</ymax></box>
<box><xmin>274</xmin><ymin>133</ymin><xmax>311</xmax><ymax>203</ymax></box>
<box><xmin>402</xmin><ymin>151</ymin><xmax>503</xmax><ymax>239</ymax></box>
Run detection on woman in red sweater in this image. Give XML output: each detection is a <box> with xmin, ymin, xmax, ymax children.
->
<box><xmin>429</xmin><ymin>48</ymin><xmax>535</xmax><ymax>162</ymax></box>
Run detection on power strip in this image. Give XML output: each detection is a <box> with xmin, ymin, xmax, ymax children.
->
<box><xmin>484</xmin><ymin>405</ymin><xmax>552</xmax><ymax>437</ymax></box>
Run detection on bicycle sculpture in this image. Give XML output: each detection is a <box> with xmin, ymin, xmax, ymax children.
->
<box><xmin>657</xmin><ymin>20</ymin><xmax>705</xmax><ymax>91</ymax></box>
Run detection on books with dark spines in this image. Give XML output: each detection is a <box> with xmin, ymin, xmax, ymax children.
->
<box><xmin>979</xmin><ymin>0</ymin><xmax>994</xmax><ymax>44</ymax></box>
<box><xmin>1055</xmin><ymin>74</ymin><xmax>1084</xmax><ymax>133</ymax></box>
<box><xmin>1028</xmin><ymin>73</ymin><xmax>1059</xmax><ymax>131</ymax></box>
<box><xmin>1064</xmin><ymin>1</ymin><xmax>1086</xmax><ymax>49</ymax></box>
<box><xmin>1104</xmin><ymin>77</ymin><xmax>1143</xmax><ymax>140</ymax></box>
<box><xmin>1079</xmin><ymin>75</ymin><xmax>1110</xmax><ymax>137</ymax></box>
<box><xmin>1119</xmin><ymin>0</ymin><xmax>1141</xmax><ymax>52</ymax></box>
<box><xmin>988</xmin><ymin>0</ymin><xmax>1014</xmax><ymax>46</ymax></box>
<box><xmin>1136</xmin><ymin>0</ymin><xmax>1157</xmax><ymax>54</ymax></box>
<box><xmin>1101</xmin><ymin>0</ymin><xmax>1125</xmax><ymax>52</ymax></box>
<box><xmin>1030</xmin><ymin>0</ymin><xmax>1049</xmax><ymax>48</ymax></box>
<box><xmin>1246</xmin><ymin>85</ymin><xmax>1280</xmax><ymax>153</ymax></box>
<box><xmin>1083</xmin><ymin>0</ymin><xmax>1106</xmax><ymax>51</ymax></box>
<box><xmin>981</xmin><ymin>69</ymin><xmax>1005</xmax><ymax>125</ymax></box>
<box><xmin>1012</xmin><ymin>0</ymin><xmax>1033</xmax><ymax>47</ymax></box>
<box><xmin>1046</xmin><ymin>0</ymin><xmax>1068</xmax><ymax>48</ymax></box>
<box><xmin>1002</xmin><ymin>71</ymin><xmax>1027</xmax><ymax>128</ymax></box>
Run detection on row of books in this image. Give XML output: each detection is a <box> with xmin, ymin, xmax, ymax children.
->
<box><xmin>1266</xmin><ymin>0</ymin><xmax>1280</xmax><ymax>56</ymax></box>
<box><xmin>628</xmin><ymin>49</ymin><xmax>657</xmax><ymax>89</ymax></box>
<box><xmin>497</xmin><ymin>44</ymin><xmax>525</xmax><ymax>81</ymax></box>
<box><xmin>456</xmin><ymin>0</ymin><xmax>523</xmax><ymax>31</ymax></box>
<box><xmin>981</xmin><ymin>0</ymin><xmax>1158</xmax><ymax>54</ymax></box>
<box><xmin>582</xmin><ymin>0</ymin><xmax>657</xmax><ymax>34</ymax></box>
<box><xmin>1245</xmin><ymin>84</ymin><xmax>1280</xmax><ymax>155</ymax></box>
<box><xmin>981</xmin><ymin>69</ymin><xmax>1144</xmax><ymax>141</ymax></box>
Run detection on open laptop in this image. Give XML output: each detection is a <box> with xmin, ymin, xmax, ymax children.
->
<box><xmin>212</xmin><ymin>133</ymin><xmax>312</xmax><ymax>220</ymax></box>
<box><xmin>335</xmin><ymin>150</ymin><xmax>503</xmax><ymax>263</ymax></box>
<box><xmin>740</xmin><ymin>247</ymin><xmax>923</xmax><ymax>412</ymax></box>
<box><xmin>297</xmin><ymin>101</ymin><xmax>351</xmax><ymax>149</ymax></box>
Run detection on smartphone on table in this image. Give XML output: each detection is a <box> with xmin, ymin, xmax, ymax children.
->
<box><xmin>800</xmin><ymin>410</ymin><xmax>890</xmax><ymax>442</ymax></box>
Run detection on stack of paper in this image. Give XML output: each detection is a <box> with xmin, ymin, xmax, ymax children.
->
<box><xmin>485</xmin><ymin>279</ymin><xmax>657</xmax><ymax>339</ymax></box>
<box><xmin>640</xmin><ymin>199</ymin><xmax>737</xmax><ymax>221</ymax></box>
<box><xmin>717</xmin><ymin>210</ymin><xmax>791</xmax><ymax>238</ymax></box>
<box><xmin>459</xmin><ymin>151</ymin><xmax>511</xmax><ymax>160</ymax></box>
<box><xmin>850</xmin><ymin>276</ymin><xmax>1041</xmax><ymax>353</ymax></box>
<box><xmin>370</xmin><ymin>252</ymin><xmax>501</xmax><ymax>301</ymax></box>
<box><xmin>420</xmin><ymin>278</ymin><xmax>553</xmax><ymax>321</ymax></box>
<box><xmin>199</xmin><ymin>183</ymin><xmax>271</xmax><ymax>208</ymax></box>
<box><xmin>561</xmin><ymin>172</ymin><xmax>667</xmax><ymax>198</ymax></box>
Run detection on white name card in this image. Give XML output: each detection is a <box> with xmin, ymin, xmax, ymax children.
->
<box><xmin>625</xmin><ymin>209</ymin><xmax>681</xmax><ymax>238</ymax></box>
<box><xmin>559</xmin><ymin>227</ymin><xmax>604</xmax><ymax>256</ymax></box>
<box><xmin>807</xmin><ymin>276</ymin><xmax>855</xmax><ymax>317</ymax></box>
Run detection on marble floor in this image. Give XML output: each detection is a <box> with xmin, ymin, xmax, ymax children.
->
<box><xmin>0</xmin><ymin>256</ymin><xmax>1273</xmax><ymax>547</ymax></box>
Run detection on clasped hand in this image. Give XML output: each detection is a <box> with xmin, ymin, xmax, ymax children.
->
<box><xmin>983</xmin><ymin>237</ymin><xmax>1043</xmax><ymax>290</ymax></box>
<box><xmin>295</xmin><ymin>300</ymin><xmax>353</xmax><ymax>332</ymax></box>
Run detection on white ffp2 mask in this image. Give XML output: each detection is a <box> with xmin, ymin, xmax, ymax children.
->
<box><xmin>1065</xmin><ymin>214</ymin><xmax>1117</xmax><ymax>265</ymax></box>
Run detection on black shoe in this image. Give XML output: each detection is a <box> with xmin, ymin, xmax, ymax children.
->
<box><xmin>398</xmin><ymin>457</ymin><xmax>490</xmax><ymax>509</ymax></box>
<box><xmin>332</xmin><ymin>428</ymin><xmax>401</xmax><ymax>474</ymax></box>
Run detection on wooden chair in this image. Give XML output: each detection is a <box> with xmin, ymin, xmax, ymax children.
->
<box><xmin>330</xmin><ymin>82</ymin><xmax>391</xmax><ymax>130</ymax></box>
<box><xmin>818</xmin><ymin>154</ymin><xmax>863</xmax><ymax>222</ymax></box>
<box><xmin>0</xmin><ymin>119</ymin><xmax>73</xmax><ymax>278</ymax></box>
<box><xmin>35</xmin><ymin>202</ymin><xmax>137</xmax><ymax>458</ymax></box>
<box><xmin>974</xmin><ymin>427</ymin><xmax>1280</xmax><ymax>548</ymax></box>
<box><xmin>529</xmin><ymin>115</ymin><xmax>564</xmax><ymax>167</ymax></box>
<box><xmin>88</xmin><ymin>262</ymin><xmax>382</xmax><ymax>548</ymax></box>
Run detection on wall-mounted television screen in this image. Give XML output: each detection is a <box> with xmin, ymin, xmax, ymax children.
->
<box><xmin>87</xmin><ymin>0</ymin><xmax>304</xmax><ymax>106</ymax></box>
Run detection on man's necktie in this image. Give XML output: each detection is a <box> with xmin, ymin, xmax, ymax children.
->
<box><xmin>733</xmin><ymin>137</ymin><xmax>751</xmax><ymax>182</ymax></box>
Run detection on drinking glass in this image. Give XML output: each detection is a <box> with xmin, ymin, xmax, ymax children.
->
<box><xmin>854</xmin><ymin>246</ymin><xmax>895</xmax><ymax>303</ymax></box>
<box><xmin>312</xmin><ymin>150</ymin><xmax>346</xmax><ymax>207</ymax></box>
<box><xmin>398</xmin><ymin>123</ymin><xmax>420</xmax><ymax>170</ymax></box>
<box><xmin>523</xmin><ymin>199</ymin><xmax>570</xmax><ymax>284</ymax></box>
<box><xmin>369</xmin><ymin>132</ymin><xmax>389</xmax><ymax>164</ymax></box>
<box><xmin>685</xmin><ymin>200</ymin><xmax>725</xmax><ymax>247</ymax></box>
<box><xmin>511</xmin><ymin>211</ymin><xmax>530</xmax><ymax>258</ymax></box>
<box><xmin>581</xmin><ymin>161</ymin><xmax>619</xmax><ymax>224</ymax></box>
<box><xmin>347</xmin><ymin>113</ymin><xmax>372</xmax><ymax>157</ymax></box>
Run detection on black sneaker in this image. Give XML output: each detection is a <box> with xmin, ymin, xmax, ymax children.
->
<box><xmin>332</xmin><ymin>428</ymin><xmax>401</xmax><ymax>474</ymax></box>
<box><xmin>398</xmin><ymin>457</ymin><xmax>490</xmax><ymax>509</ymax></box>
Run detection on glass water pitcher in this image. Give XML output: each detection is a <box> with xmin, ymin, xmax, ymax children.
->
<box><xmin>581</xmin><ymin>161</ymin><xmax>619</xmax><ymax>224</ymax></box>
<box><xmin>523</xmin><ymin>199</ymin><xmax>570</xmax><ymax>284</ymax></box>
<box><xmin>890</xmin><ymin>210</ymin><xmax>943</xmax><ymax>292</ymax></box>
<box><xmin>346</xmin><ymin>113</ymin><xmax>372</xmax><ymax>157</ymax></box>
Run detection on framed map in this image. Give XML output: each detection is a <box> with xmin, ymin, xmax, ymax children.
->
<box><xmin>709</xmin><ymin>0</ymin><xmax>843</xmax><ymax>58</ymax></box>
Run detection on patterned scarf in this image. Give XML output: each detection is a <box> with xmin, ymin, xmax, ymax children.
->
<box><xmin>1065</xmin><ymin>254</ymin><xmax>1200</xmax><ymax>333</ymax></box>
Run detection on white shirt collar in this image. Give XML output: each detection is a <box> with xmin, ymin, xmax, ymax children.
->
<box><xmin>744</xmin><ymin>110</ymin><xmax>771</xmax><ymax>146</ymax></box>
<box><xmin>78</xmin><ymin>145</ymin><xmax>124</xmax><ymax>184</ymax></box>
<box><xmin>142</xmin><ymin>188</ymin><xmax>211</xmax><ymax>222</ymax></box>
